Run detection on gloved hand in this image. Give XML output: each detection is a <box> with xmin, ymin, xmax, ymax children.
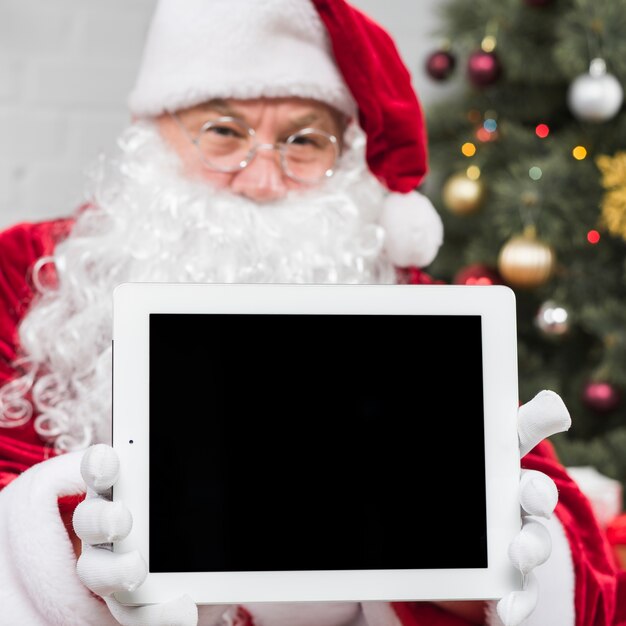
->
<box><xmin>495</xmin><ymin>389</ymin><xmax>572</xmax><ymax>626</ymax></box>
<box><xmin>73</xmin><ymin>444</ymin><xmax>205</xmax><ymax>626</ymax></box>
<box><xmin>73</xmin><ymin>389</ymin><xmax>571</xmax><ymax>626</ymax></box>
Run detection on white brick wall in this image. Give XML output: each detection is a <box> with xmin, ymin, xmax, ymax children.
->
<box><xmin>0</xmin><ymin>0</ymin><xmax>446</xmax><ymax>230</ymax></box>
<box><xmin>0</xmin><ymin>0</ymin><xmax>157</xmax><ymax>229</ymax></box>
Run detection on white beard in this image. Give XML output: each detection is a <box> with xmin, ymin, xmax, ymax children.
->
<box><xmin>1</xmin><ymin>120</ymin><xmax>397</xmax><ymax>453</ymax></box>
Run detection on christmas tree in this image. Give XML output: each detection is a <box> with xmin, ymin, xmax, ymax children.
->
<box><xmin>421</xmin><ymin>0</ymin><xmax>626</xmax><ymax>489</ymax></box>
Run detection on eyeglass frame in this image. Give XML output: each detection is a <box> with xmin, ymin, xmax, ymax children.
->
<box><xmin>168</xmin><ymin>111</ymin><xmax>340</xmax><ymax>185</ymax></box>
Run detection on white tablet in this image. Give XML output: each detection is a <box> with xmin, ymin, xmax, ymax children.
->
<box><xmin>111</xmin><ymin>283</ymin><xmax>522</xmax><ymax>605</ymax></box>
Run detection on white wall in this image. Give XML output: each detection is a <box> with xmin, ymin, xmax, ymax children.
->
<box><xmin>0</xmin><ymin>0</ymin><xmax>450</xmax><ymax>230</ymax></box>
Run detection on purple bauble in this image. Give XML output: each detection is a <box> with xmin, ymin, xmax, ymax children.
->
<box><xmin>425</xmin><ymin>50</ymin><xmax>456</xmax><ymax>81</ymax></box>
<box><xmin>581</xmin><ymin>381</ymin><xmax>622</xmax><ymax>413</ymax></box>
<box><xmin>467</xmin><ymin>50</ymin><xmax>502</xmax><ymax>87</ymax></box>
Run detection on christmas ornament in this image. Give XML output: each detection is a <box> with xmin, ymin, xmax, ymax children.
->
<box><xmin>567</xmin><ymin>58</ymin><xmax>624</xmax><ymax>123</ymax></box>
<box><xmin>453</xmin><ymin>263</ymin><xmax>503</xmax><ymax>286</ymax></box>
<box><xmin>467</xmin><ymin>50</ymin><xmax>502</xmax><ymax>87</ymax></box>
<box><xmin>535</xmin><ymin>300</ymin><xmax>569</xmax><ymax>336</ymax></box>
<box><xmin>441</xmin><ymin>171</ymin><xmax>486</xmax><ymax>215</ymax></box>
<box><xmin>425</xmin><ymin>49</ymin><xmax>456</xmax><ymax>81</ymax></box>
<box><xmin>581</xmin><ymin>381</ymin><xmax>622</xmax><ymax>413</ymax></box>
<box><xmin>596</xmin><ymin>151</ymin><xmax>626</xmax><ymax>241</ymax></box>
<box><xmin>477</xmin><ymin>113</ymin><xmax>499</xmax><ymax>143</ymax></box>
<box><xmin>497</xmin><ymin>226</ymin><xmax>555</xmax><ymax>289</ymax></box>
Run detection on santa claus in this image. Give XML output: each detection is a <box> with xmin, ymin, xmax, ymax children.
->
<box><xmin>0</xmin><ymin>1</ymin><xmax>623</xmax><ymax>625</ymax></box>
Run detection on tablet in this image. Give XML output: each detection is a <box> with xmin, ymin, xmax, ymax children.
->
<box><xmin>111</xmin><ymin>283</ymin><xmax>522</xmax><ymax>605</ymax></box>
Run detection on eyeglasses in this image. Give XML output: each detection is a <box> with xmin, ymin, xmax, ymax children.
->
<box><xmin>170</xmin><ymin>112</ymin><xmax>339</xmax><ymax>185</ymax></box>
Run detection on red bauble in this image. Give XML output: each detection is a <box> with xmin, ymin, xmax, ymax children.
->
<box><xmin>581</xmin><ymin>381</ymin><xmax>622</xmax><ymax>413</ymax></box>
<box><xmin>453</xmin><ymin>263</ymin><xmax>504</xmax><ymax>286</ymax></box>
<box><xmin>467</xmin><ymin>51</ymin><xmax>502</xmax><ymax>87</ymax></box>
<box><xmin>425</xmin><ymin>50</ymin><xmax>456</xmax><ymax>81</ymax></box>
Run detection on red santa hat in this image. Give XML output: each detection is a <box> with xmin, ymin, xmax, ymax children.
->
<box><xmin>128</xmin><ymin>0</ymin><xmax>443</xmax><ymax>268</ymax></box>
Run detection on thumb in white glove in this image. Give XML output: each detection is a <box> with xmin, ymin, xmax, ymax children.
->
<box><xmin>73</xmin><ymin>443</ymin><xmax>202</xmax><ymax>626</ymax></box>
<box><xmin>496</xmin><ymin>390</ymin><xmax>571</xmax><ymax>626</ymax></box>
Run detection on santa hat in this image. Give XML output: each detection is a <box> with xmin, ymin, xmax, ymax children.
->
<box><xmin>128</xmin><ymin>0</ymin><xmax>443</xmax><ymax>268</ymax></box>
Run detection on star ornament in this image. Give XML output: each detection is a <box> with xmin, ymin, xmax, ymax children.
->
<box><xmin>596</xmin><ymin>151</ymin><xmax>626</xmax><ymax>242</ymax></box>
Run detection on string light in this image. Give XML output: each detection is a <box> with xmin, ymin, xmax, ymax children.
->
<box><xmin>587</xmin><ymin>230</ymin><xmax>600</xmax><ymax>244</ymax></box>
<box><xmin>476</xmin><ymin>119</ymin><xmax>498</xmax><ymax>143</ymax></box>
<box><xmin>476</xmin><ymin>128</ymin><xmax>491</xmax><ymax>142</ymax></box>
<box><xmin>466</xmin><ymin>165</ymin><xmax>481</xmax><ymax>180</ymax></box>
<box><xmin>529</xmin><ymin>166</ymin><xmax>543</xmax><ymax>180</ymax></box>
<box><xmin>484</xmin><ymin>119</ymin><xmax>498</xmax><ymax>132</ymax></box>
<box><xmin>481</xmin><ymin>35</ymin><xmax>497</xmax><ymax>53</ymax></box>
<box><xmin>573</xmin><ymin>146</ymin><xmax>588</xmax><ymax>160</ymax></box>
<box><xmin>535</xmin><ymin>124</ymin><xmax>550</xmax><ymax>138</ymax></box>
<box><xmin>462</xmin><ymin>142</ymin><xmax>477</xmax><ymax>157</ymax></box>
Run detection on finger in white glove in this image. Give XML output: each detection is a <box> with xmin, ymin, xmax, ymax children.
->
<box><xmin>77</xmin><ymin>544</ymin><xmax>147</xmax><ymax>596</ymax></box>
<box><xmin>75</xmin><ymin>444</ymin><xmax>200</xmax><ymax>626</ymax></box>
<box><xmin>81</xmin><ymin>443</ymin><xmax>120</xmax><ymax>494</ymax></box>
<box><xmin>497</xmin><ymin>572</ymin><xmax>539</xmax><ymax>626</ymax></box>
<box><xmin>519</xmin><ymin>469</ymin><xmax>558</xmax><ymax>519</ymax></box>
<box><xmin>518</xmin><ymin>390</ymin><xmax>571</xmax><ymax>457</ymax></box>
<box><xmin>73</xmin><ymin>498</ymin><xmax>133</xmax><ymax>544</ymax></box>
<box><xmin>496</xmin><ymin>389</ymin><xmax>572</xmax><ymax>626</ymax></box>
<box><xmin>507</xmin><ymin>519</ymin><xmax>551</xmax><ymax>576</ymax></box>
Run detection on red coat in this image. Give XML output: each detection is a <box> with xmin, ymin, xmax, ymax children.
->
<box><xmin>0</xmin><ymin>218</ymin><xmax>624</xmax><ymax>626</ymax></box>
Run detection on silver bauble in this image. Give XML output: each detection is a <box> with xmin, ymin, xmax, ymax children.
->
<box><xmin>567</xmin><ymin>58</ymin><xmax>624</xmax><ymax>123</ymax></box>
<box><xmin>535</xmin><ymin>300</ymin><xmax>570</xmax><ymax>337</ymax></box>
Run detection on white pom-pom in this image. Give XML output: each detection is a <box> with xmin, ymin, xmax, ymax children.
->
<box><xmin>379</xmin><ymin>190</ymin><xmax>444</xmax><ymax>268</ymax></box>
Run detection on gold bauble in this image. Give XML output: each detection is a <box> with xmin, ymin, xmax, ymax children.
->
<box><xmin>497</xmin><ymin>226</ymin><xmax>555</xmax><ymax>289</ymax></box>
<box><xmin>442</xmin><ymin>171</ymin><xmax>486</xmax><ymax>215</ymax></box>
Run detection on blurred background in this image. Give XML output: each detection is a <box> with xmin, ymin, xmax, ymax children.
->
<box><xmin>1</xmin><ymin>0</ymin><xmax>625</xmax><ymax>563</ymax></box>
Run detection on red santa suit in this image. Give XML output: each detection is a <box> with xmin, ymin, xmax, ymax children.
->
<box><xmin>0</xmin><ymin>218</ymin><xmax>624</xmax><ymax>626</ymax></box>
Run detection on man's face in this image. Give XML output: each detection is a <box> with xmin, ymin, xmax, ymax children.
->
<box><xmin>155</xmin><ymin>97</ymin><xmax>347</xmax><ymax>203</ymax></box>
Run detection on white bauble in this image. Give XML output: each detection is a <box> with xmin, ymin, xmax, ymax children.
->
<box><xmin>567</xmin><ymin>58</ymin><xmax>624</xmax><ymax>122</ymax></box>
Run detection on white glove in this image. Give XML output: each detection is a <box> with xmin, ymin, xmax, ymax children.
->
<box><xmin>495</xmin><ymin>389</ymin><xmax>572</xmax><ymax>626</ymax></box>
<box><xmin>73</xmin><ymin>444</ymin><xmax>203</xmax><ymax>626</ymax></box>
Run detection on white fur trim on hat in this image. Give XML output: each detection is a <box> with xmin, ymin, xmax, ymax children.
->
<box><xmin>379</xmin><ymin>190</ymin><xmax>444</xmax><ymax>269</ymax></box>
<box><xmin>128</xmin><ymin>0</ymin><xmax>357</xmax><ymax>118</ymax></box>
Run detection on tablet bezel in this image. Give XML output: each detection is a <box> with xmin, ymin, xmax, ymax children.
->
<box><xmin>112</xmin><ymin>282</ymin><xmax>522</xmax><ymax>605</ymax></box>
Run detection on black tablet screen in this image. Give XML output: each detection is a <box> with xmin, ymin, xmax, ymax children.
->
<box><xmin>149</xmin><ymin>314</ymin><xmax>487</xmax><ymax>573</ymax></box>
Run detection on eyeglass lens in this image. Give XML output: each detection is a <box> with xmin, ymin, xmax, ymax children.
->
<box><xmin>196</xmin><ymin>119</ymin><xmax>337</xmax><ymax>183</ymax></box>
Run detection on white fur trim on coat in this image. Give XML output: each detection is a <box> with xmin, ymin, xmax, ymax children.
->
<box><xmin>0</xmin><ymin>452</ymin><xmax>119</xmax><ymax>626</ymax></box>
<box><xmin>128</xmin><ymin>0</ymin><xmax>357</xmax><ymax>118</ymax></box>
